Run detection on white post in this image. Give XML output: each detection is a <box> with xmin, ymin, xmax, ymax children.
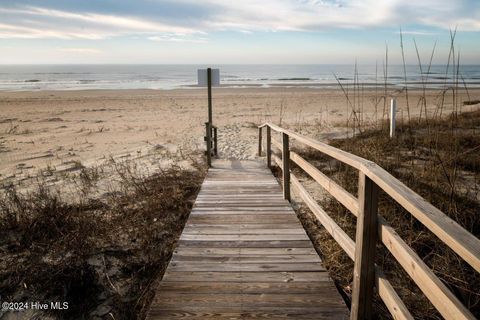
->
<box><xmin>390</xmin><ymin>98</ymin><xmax>396</xmax><ymax>138</ymax></box>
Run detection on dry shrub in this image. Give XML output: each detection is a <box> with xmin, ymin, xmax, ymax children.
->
<box><xmin>290</xmin><ymin>110</ymin><xmax>480</xmax><ymax>319</ymax></box>
<box><xmin>0</xmin><ymin>159</ymin><xmax>205</xmax><ymax>319</ymax></box>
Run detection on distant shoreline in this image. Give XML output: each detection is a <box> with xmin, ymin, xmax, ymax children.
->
<box><xmin>1</xmin><ymin>84</ymin><xmax>480</xmax><ymax>93</ymax></box>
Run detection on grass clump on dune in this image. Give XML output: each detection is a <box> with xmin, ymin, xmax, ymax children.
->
<box><xmin>293</xmin><ymin>110</ymin><xmax>480</xmax><ymax>319</ymax></box>
<box><xmin>0</xmin><ymin>159</ymin><xmax>205</xmax><ymax>319</ymax></box>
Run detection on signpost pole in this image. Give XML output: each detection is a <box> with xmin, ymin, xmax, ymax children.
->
<box><xmin>198</xmin><ymin>67</ymin><xmax>218</xmax><ymax>168</ymax></box>
<box><xmin>208</xmin><ymin>68</ymin><xmax>213</xmax><ymax>126</ymax></box>
<box><xmin>207</xmin><ymin>68</ymin><xmax>213</xmax><ymax>167</ymax></box>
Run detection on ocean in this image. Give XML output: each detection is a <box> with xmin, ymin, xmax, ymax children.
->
<box><xmin>0</xmin><ymin>64</ymin><xmax>479</xmax><ymax>91</ymax></box>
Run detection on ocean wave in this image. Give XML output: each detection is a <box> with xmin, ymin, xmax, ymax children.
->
<box><xmin>33</xmin><ymin>72</ymin><xmax>93</xmax><ymax>75</ymax></box>
<box><xmin>277</xmin><ymin>77</ymin><xmax>312</xmax><ymax>81</ymax></box>
<box><xmin>0</xmin><ymin>64</ymin><xmax>478</xmax><ymax>91</ymax></box>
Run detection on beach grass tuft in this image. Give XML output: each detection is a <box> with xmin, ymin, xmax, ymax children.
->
<box><xmin>0</xmin><ymin>157</ymin><xmax>206</xmax><ymax>319</ymax></box>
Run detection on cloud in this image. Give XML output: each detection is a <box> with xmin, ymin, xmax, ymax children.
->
<box><xmin>23</xmin><ymin>6</ymin><xmax>197</xmax><ymax>34</ymax></box>
<box><xmin>59</xmin><ymin>48</ymin><xmax>103</xmax><ymax>54</ymax></box>
<box><xmin>0</xmin><ymin>5</ymin><xmax>199</xmax><ymax>39</ymax></box>
<box><xmin>192</xmin><ymin>0</ymin><xmax>398</xmax><ymax>31</ymax></box>
<box><xmin>148</xmin><ymin>35</ymin><xmax>208</xmax><ymax>43</ymax></box>
<box><xmin>190</xmin><ymin>0</ymin><xmax>479</xmax><ymax>32</ymax></box>
<box><xmin>396</xmin><ymin>30</ymin><xmax>438</xmax><ymax>36</ymax></box>
<box><xmin>420</xmin><ymin>17</ymin><xmax>480</xmax><ymax>32</ymax></box>
<box><xmin>0</xmin><ymin>0</ymin><xmax>478</xmax><ymax>40</ymax></box>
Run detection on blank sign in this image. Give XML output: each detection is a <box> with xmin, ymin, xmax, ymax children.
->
<box><xmin>198</xmin><ymin>69</ymin><xmax>220</xmax><ymax>87</ymax></box>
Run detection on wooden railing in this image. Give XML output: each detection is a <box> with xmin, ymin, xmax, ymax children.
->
<box><xmin>258</xmin><ymin>123</ymin><xmax>480</xmax><ymax>320</ymax></box>
<box><xmin>205</xmin><ymin>122</ymin><xmax>218</xmax><ymax>166</ymax></box>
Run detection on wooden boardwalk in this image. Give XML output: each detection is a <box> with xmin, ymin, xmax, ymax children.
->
<box><xmin>147</xmin><ymin>160</ymin><xmax>348</xmax><ymax>319</ymax></box>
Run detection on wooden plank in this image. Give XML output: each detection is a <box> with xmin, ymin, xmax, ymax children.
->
<box><xmin>351</xmin><ymin>172</ymin><xmax>379</xmax><ymax>320</ymax></box>
<box><xmin>146</xmin><ymin>159</ymin><xmax>347</xmax><ymax>320</ymax></box>
<box><xmin>291</xmin><ymin>173</ymin><xmax>413</xmax><ymax>320</ymax></box>
<box><xmin>205</xmin><ymin>122</ymin><xmax>211</xmax><ymax>167</ymax></box>
<box><xmin>364</xmin><ymin>164</ymin><xmax>480</xmax><ymax>273</ymax></box>
<box><xmin>187</xmin><ymin>214</ymin><xmax>300</xmax><ymax>224</ymax></box>
<box><xmin>272</xmin><ymin>153</ymin><xmax>282</xmax><ymax>168</ymax></box>
<box><xmin>194</xmin><ymin>199</ymin><xmax>288</xmax><ymax>203</ymax></box>
<box><xmin>290</xmin><ymin>151</ymin><xmax>359</xmax><ymax>216</ymax></box>
<box><xmin>203</xmin><ymin>180</ymin><xmax>276</xmax><ymax>182</ymax></box>
<box><xmin>201</xmin><ymin>183</ymin><xmax>276</xmax><ymax>185</ymax></box>
<box><xmin>258</xmin><ymin>126</ymin><xmax>262</xmax><ymax>156</ymax></box>
<box><xmin>213</xmin><ymin>126</ymin><xmax>218</xmax><ymax>156</ymax></box>
<box><xmin>282</xmin><ymin>132</ymin><xmax>291</xmax><ymax>201</ymax></box>
<box><xmin>172</xmin><ymin>255</ymin><xmax>321</xmax><ymax>263</ymax></box>
<box><xmin>180</xmin><ymin>234</ymin><xmax>310</xmax><ymax>241</ymax></box>
<box><xmin>182</xmin><ymin>227</ymin><xmax>307</xmax><ymax>234</ymax></box>
<box><xmin>196</xmin><ymin>194</ymin><xmax>285</xmax><ymax>198</ymax></box>
<box><xmin>156</xmin><ymin>281</ymin><xmax>338</xmax><ymax>294</ymax></box>
<box><xmin>194</xmin><ymin>200</ymin><xmax>288</xmax><ymax>205</ymax></box>
<box><xmin>374</xmin><ymin>267</ymin><xmax>414</xmax><ymax>320</ymax></box>
<box><xmin>172</xmin><ymin>247</ymin><xmax>318</xmax><ymax>256</ymax></box>
<box><xmin>167</xmin><ymin>262</ymin><xmax>326</xmax><ymax>272</ymax></box>
<box><xmin>267</xmin><ymin>125</ymin><xmax>272</xmax><ymax>168</ymax></box>
<box><xmin>183</xmin><ymin>223</ymin><xmax>305</xmax><ymax>230</ymax></box>
<box><xmin>264</xmin><ymin>125</ymin><xmax>421</xmax><ymax>320</ymax></box>
<box><xmin>147</xmin><ymin>309</ymin><xmax>348</xmax><ymax>320</ymax></box>
<box><xmin>177</xmin><ymin>240</ymin><xmax>314</xmax><ymax>248</ymax></box>
<box><xmin>191</xmin><ymin>210</ymin><xmax>293</xmax><ymax>215</ymax></box>
<box><xmin>264</xmin><ymin>122</ymin><xmax>480</xmax><ymax>273</ymax></box>
<box><xmin>161</xmin><ymin>271</ymin><xmax>332</xmax><ymax>283</ymax></box>
<box><xmin>291</xmin><ymin>174</ymin><xmax>355</xmax><ymax>257</ymax></box>
<box><xmin>378</xmin><ymin>216</ymin><xmax>476</xmax><ymax>319</ymax></box>
<box><xmin>192</xmin><ymin>207</ymin><xmax>293</xmax><ymax>212</ymax></box>
<box><xmin>198</xmin><ymin>191</ymin><xmax>281</xmax><ymax>195</ymax></box>
<box><xmin>260</xmin><ymin>122</ymin><xmax>369</xmax><ymax>170</ymax></box>
<box><xmin>152</xmin><ymin>293</ymin><xmax>344</xmax><ymax>308</ymax></box>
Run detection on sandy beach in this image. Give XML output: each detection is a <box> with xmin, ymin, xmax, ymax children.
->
<box><xmin>1</xmin><ymin>87</ymin><xmax>479</xmax><ymax>189</ymax></box>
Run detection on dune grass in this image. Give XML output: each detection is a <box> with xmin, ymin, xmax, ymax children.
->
<box><xmin>0</xmin><ymin>158</ymin><xmax>205</xmax><ymax>319</ymax></box>
<box><xmin>289</xmin><ymin>109</ymin><xmax>479</xmax><ymax>319</ymax></box>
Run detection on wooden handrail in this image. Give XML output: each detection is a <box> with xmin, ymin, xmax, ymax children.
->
<box><xmin>290</xmin><ymin>151</ymin><xmax>359</xmax><ymax>215</ymax></box>
<box><xmin>260</xmin><ymin>122</ymin><xmax>371</xmax><ymax>170</ymax></box>
<box><xmin>259</xmin><ymin>122</ymin><xmax>479</xmax><ymax>320</ymax></box>
<box><xmin>290</xmin><ymin>173</ymin><xmax>413</xmax><ymax>320</ymax></box>
<box><xmin>260</xmin><ymin>122</ymin><xmax>480</xmax><ymax>273</ymax></box>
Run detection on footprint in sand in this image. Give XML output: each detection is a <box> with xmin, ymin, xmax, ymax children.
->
<box><xmin>216</xmin><ymin>124</ymin><xmax>257</xmax><ymax>160</ymax></box>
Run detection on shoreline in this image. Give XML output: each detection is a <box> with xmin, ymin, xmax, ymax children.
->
<box><xmin>1</xmin><ymin>86</ymin><xmax>479</xmax><ymax>95</ymax></box>
<box><xmin>2</xmin><ymin>83</ymin><xmax>480</xmax><ymax>93</ymax></box>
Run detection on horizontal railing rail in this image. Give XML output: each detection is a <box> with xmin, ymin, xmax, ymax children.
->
<box><xmin>258</xmin><ymin>122</ymin><xmax>480</xmax><ymax>320</ymax></box>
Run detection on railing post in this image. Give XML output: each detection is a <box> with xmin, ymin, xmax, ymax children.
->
<box><xmin>258</xmin><ymin>127</ymin><xmax>262</xmax><ymax>156</ymax></box>
<box><xmin>266</xmin><ymin>126</ymin><xmax>271</xmax><ymax>168</ymax></box>
<box><xmin>390</xmin><ymin>98</ymin><xmax>396</xmax><ymax>138</ymax></box>
<box><xmin>282</xmin><ymin>132</ymin><xmax>290</xmax><ymax>201</ymax></box>
<box><xmin>205</xmin><ymin>122</ymin><xmax>212</xmax><ymax>167</ymax></box>
<box><xmin>213</xmin><ymin>126</ymin><xmax>218</xmax><ymax>156</ymax></box>
<box><xmin>351</xmin><ymin>172</ymin><xmax>379</xmax><ymax>320</ymax></box>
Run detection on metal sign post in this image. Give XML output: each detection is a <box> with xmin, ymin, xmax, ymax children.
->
<box><xmin>198</xmin><ymin>68</ymin><xmax>220</xmax><ymax>167</ymax></box>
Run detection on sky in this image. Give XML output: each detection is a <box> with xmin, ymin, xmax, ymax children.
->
<box><xmin>0</xmin><ymin>0</ymin><xmax>479</xmax><ymax>64</ymax></box>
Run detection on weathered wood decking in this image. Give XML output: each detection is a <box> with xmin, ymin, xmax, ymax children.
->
<box><xmin>147</xmin><ymin>159</ymin><xmax>348</xmax><ymax>319</ymax></box>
